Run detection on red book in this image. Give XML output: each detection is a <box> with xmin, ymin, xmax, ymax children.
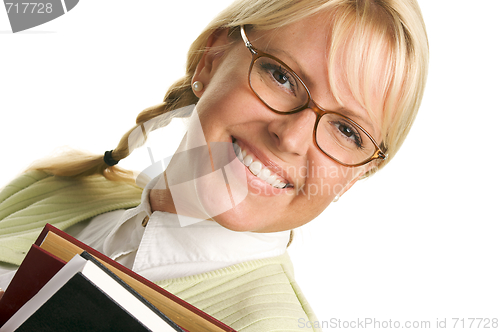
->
<box><xmin>0</xmin><ymin>245</ymin><xmax>65</xmax><ymax>326</ymax></box>
<box><xmin>32</xmin><ymin>224</ymin><xmax>236</xmax><ymax>332</ymax></box>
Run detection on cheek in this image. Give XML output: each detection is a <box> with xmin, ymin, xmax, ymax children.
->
<box><xmin>198</xmin><ymin>52</ymin><xmax>250</xmax><ymax>111</ymax></box>
<box><xmin>196</xmin><ymin>76</ymin><xmax>252</xmax><ymax>130</ymax></box>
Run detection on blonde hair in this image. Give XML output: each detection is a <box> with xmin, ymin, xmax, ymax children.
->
<box><xmin>29</xmin><ymin>0</ymin><xmax>428</xmax><ymax>181</ymax></box>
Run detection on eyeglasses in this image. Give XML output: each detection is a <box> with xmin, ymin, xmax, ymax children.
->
<box><xmin>240</xmin><ymin>26</ymin><xmax>387</xmax><ymax>167</ymax></box>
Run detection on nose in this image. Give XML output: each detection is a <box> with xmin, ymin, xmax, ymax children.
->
<box><xmin>268</xmin><ymin>108</ymin><xmax>317</xmax><ymax>157</ymax></box>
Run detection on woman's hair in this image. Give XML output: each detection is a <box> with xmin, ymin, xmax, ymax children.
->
<box><xmin>29</xmin><ymin>0</ymin><xmax>428</xmax><ymax>181</ymax></box>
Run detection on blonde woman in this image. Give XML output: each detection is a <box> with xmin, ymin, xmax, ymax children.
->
<box><xmin>0</xmin><ymin>0</ymin><xmax>428</xmax><ymax>330</ymax></box>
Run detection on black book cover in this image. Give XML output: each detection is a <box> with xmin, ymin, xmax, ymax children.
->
<box><xmin>15</xmin><ymin>272</ymin><xmax>153</xmax><ymax>332</ymax></box>
<box><xmin>79</xmin><ymin>252</ymin><xmax>183</xmax><ymax>332</ymax></box>
<box><xmin>12</xmin><ymin>252</ymin><xmax>184</xmax><ymax>332</ymax></box>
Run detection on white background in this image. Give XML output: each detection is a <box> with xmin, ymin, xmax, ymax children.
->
<box><xmin>1</xmin><ymin>1</ymin><xmax>499</xmax><ymax>331</ymax></box>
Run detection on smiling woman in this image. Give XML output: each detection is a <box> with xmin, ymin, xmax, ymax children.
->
<box><xmin>0</xmin><ymin>0</ymin><xmax>428</xmax><ymax>331</ymax></box>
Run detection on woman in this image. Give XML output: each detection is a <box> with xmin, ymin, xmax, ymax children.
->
<box><xmin>0</xmin><ymin>0</ymin><xmax>428</xmax><ymax>330</ymax></box>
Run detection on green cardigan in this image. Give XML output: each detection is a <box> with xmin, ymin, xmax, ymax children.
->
<box><xmin>0</xmin><ymin>171</ymin><xmax>321</xmax><ymax>331</ymax></box>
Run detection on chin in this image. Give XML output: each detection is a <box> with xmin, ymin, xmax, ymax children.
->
<box><xmin>207</xmin><ymin>205</ymin><xmax>260</xmax><ymax>232</ymax></box>
<box><xmin>209</xmin><ymin>204</ymin><xmax>295</xmax><ymax>233</ymax></box>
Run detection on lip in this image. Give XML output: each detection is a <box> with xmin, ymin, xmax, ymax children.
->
<box><xmin>231</xmin><ymin>136</ymin><xmax>294</xmax><ymax>189</ymax></box>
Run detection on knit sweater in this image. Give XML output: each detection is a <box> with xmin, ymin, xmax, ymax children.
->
<box><xmin>0</xmin><ymin>171</ymin><xmax>321</xmax><ymax>331</ymax></box>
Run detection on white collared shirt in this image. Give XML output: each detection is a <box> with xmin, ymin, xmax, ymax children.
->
<box><xmin>52</xmin><ymin>175</ymin><xmax>291</xmax><ymax>282</ymax></box>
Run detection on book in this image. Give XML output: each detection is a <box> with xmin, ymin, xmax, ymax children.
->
<box><xmin>1</xmin><ymin>252</ymin><xmax>183</xmax><ymax>332</ymax></box>
<box><xmin>0</xmin><ymin>245</ymin><xmax>65</xmax><ymax>326</ymax></box>
<box><xmin>2</xmin><ymin>224</ymin><xmax>236</xmax><ymax>332</ymax></box>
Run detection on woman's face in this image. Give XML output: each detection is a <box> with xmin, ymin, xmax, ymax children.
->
<box><xmin>173</xmin><ymin>15</ymin><xmax>385</xmax><ymax>232</ymax></box>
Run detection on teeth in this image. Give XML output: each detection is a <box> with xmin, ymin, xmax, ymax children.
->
<box><xmin>233</xmin><ymin>143</ymin><xmax>241</xmax><ymax>156</ymax></box>
<box><xmin>243</xmin><ymin>155</ymin><xmax>253</xmax><ymax>167</ymax></box>
<box><xmin>233</xmin><ymin>143</ymin><xmax>243</xmax><ymax>162</ymax></box>
<box><xmin>237</xmin><ymin>152</ymin><xmax>244</xmax><ymax>162</ymax></box>
<box><xmin>272</xmin><ymin>180</ymin><xmax>286</xmax><ymax>189</ymax></box>
<box><xmin>258</xmin><ymin>168</ymin><xmax>271</xmax><ymax>181</ymax></box>
<box><xmin>249</xmin><ymin>160</ymin><xmax>262</xmax><ymax>175</ymax></box>
<box><xmin>265</xmin><ymin>174</ymin><xmax>276</xmax><ymax>185</ymax></box>
<box><xmin>233</xmin><ymin>141</ymin><xmax>289</xmax><ymax>189</ymax></box>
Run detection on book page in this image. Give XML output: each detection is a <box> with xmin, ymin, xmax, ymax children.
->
<box><xmin>80</xmin><ymin>262</ymin><xmax>178</xmax><ymax>332</ymax></box>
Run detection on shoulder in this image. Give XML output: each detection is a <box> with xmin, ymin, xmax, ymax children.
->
<box><xmin>0</xmin><ymin>171</ymin><xmax>142</xmax><ymax>265</ymax></box>
<box><xmin>1</xmin><ymin>170</ymin><xmax>143</xmax><ymax>205</ymax></box>
<box><xmin>158</xmin><ymin>253</ymin><xmax>322</xmax><ymax>332</ymax></box>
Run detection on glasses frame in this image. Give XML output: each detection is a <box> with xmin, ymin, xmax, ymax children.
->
<box><xmin>240</xmin><ymin>26</ymin><xmax>387</xmax><ymax>167</ymax></box>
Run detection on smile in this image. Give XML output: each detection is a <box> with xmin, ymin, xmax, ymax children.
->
<box><xmin>232</xmin><ymin>140</ymin><xmax>292</xmax><ymax>189</ymax></box>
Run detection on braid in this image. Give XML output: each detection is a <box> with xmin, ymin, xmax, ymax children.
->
<box><xmin>27</xmin><ymin>74</ymin><xmax>198</xmax><ymax>183</ymax></box>
<box><xmin>101</xmin><ymin>76</ymin><xmax>198</xmax><ymax>182</ymax></box>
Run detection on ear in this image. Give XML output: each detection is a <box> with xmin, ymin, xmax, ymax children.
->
<box><xmin>191</xmin><ymin>29</ymin><xmax>231</xmax><ymax>97</ymax></box>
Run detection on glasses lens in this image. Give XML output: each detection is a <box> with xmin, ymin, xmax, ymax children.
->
<box><xmin>316</xmin><ymin>113</ymin><xmax>376</xmax><ymax>165</ymax></box>
<box><xmin>250</xmin><ymin>56</ymin><xmax>308</xmax><ymax>112</ymax></box>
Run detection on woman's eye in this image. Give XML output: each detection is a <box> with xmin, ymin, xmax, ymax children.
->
<box><xmin>270</xmin><ymin>67</ymin><xmax>296</xmax><ymax>94</ymax></box>
<box><xmin>259</xmin><ymin>62</ymin><xmax>297</xmax><ymax>95</ymax></box>
<box><xmin>269</xmin><ymin>68</ymin><xmax>294</xmax><ymax>91</ymax></box>
<box><xmin>272</xmin><ymin>70</ymin><xmax>289</xmax><ymax>85</ymax></box>
<box><xmin>338</xmin><ymin>123</ymin><xmax>354</xmax><ymax>137</ymax></box>
<box><xmin>334</xmin><ymin>122</ymin><xmax>364</xmax><ymax>149</ymax></box>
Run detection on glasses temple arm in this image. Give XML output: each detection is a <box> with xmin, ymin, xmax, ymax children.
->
<box><xmin>240</xmin><ymin>26</ymin><xmax>258</xmax><ymax>55</ymax></box>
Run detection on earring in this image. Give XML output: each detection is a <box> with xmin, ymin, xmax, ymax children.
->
<box><xmin>192</xmin><ymin>81</ymin><xmax>204</xmax><ymax>92</ymax></box>
<box><xmin>333</xmin><ymin>195</ymin><xmax>340</xmax><ymax>203</ymax></box>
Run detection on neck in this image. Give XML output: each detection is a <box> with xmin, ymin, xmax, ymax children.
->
<box><xmin>149</xmin><ymin>189</ymin><xmax>177</xmax><ymax>214</ymax></box>
<box><xmin>148</xmin><ymin>174</ymin><xmax>177</xmax><ymax>214</ymax></box>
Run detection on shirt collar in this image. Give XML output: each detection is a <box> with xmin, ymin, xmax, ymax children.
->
<box><xmin>103</xmin><ymin>174</ymin><xmax>291</xmax><ymax>281</ymax></box>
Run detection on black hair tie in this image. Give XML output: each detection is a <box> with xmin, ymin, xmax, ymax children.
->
<box><xmin>103</xmin><ymin>150</ymin><xmax>119</xmax><ymax>166</ymax></box>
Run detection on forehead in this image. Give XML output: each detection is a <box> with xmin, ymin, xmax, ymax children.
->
<box><xmin>251</xmin><ymin>16</ymin><xmax>331</xmax><ymax>78</ymax></box>
<box><xmin>248</xmin><ymin>15</ymin><xmax>387</xmax><ymax>141</ymax></box>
